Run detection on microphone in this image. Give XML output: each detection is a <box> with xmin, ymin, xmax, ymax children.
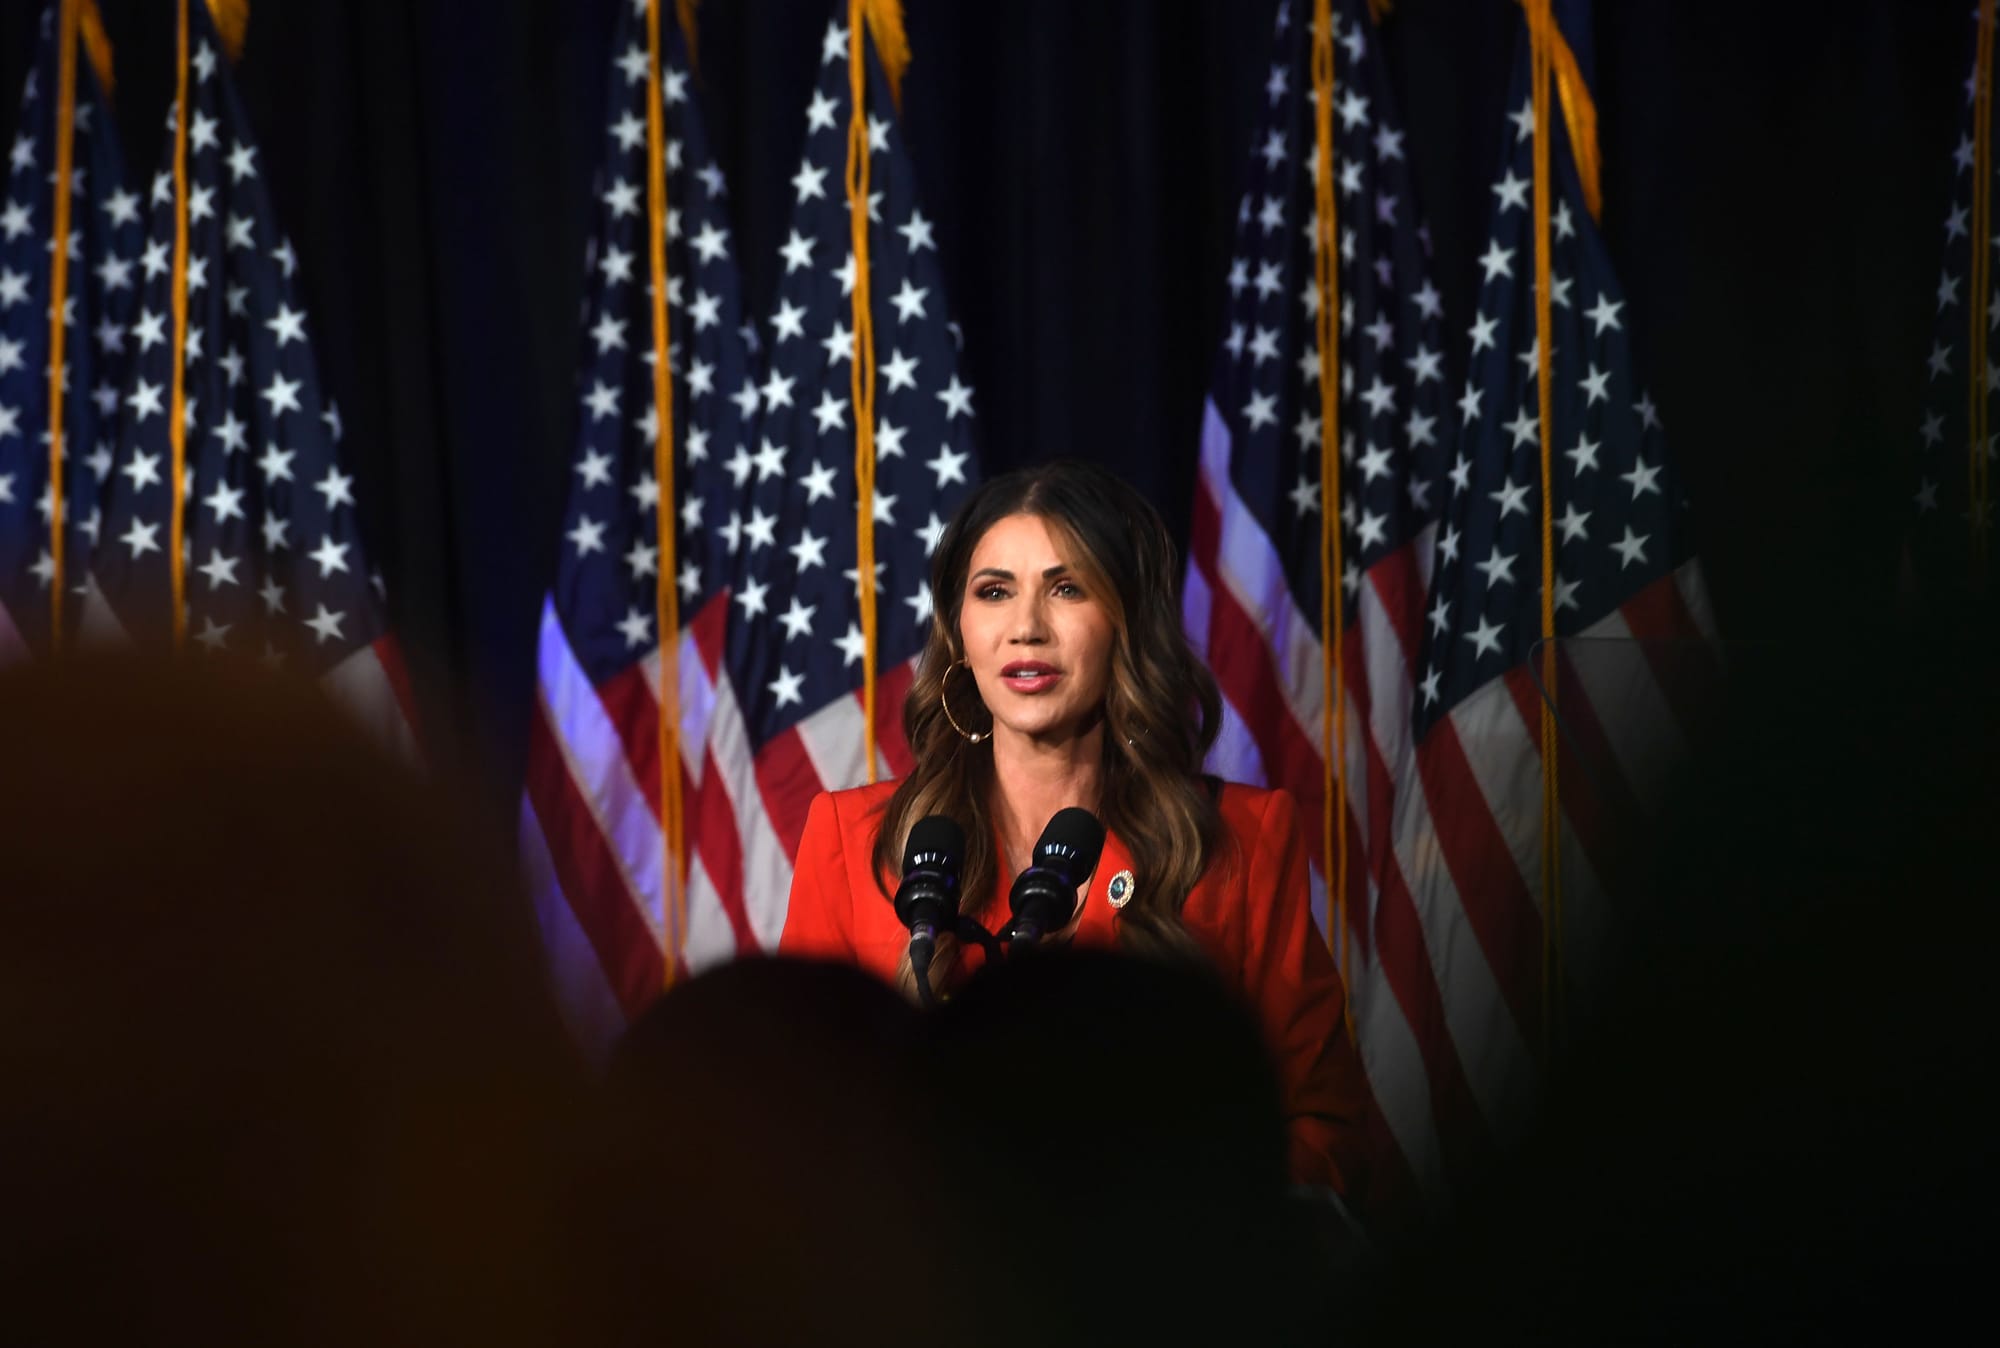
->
<box><xmin>894</xmin><ymin>815</ymin><xmax>965</xmax><ymax>1005</ymax></box>
<box><xmin>1004</xmin><ymin>807</ymin><xmax>1106</xmax><ymax>949</ymax></box>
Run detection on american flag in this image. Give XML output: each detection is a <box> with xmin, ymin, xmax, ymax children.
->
<box><xmin>524</xmin><ymin>0</ymin><xmax>976</xmax><ymax>1052</ymax></box>
<box><xmin>1181</xmin><ymin>0</ymin><xmax>1451</xmax><ymax>1219</ymax></box>
<box><xmin>1403</xmin><ymin>6</ymin><xmax>1716</xmax><ymax>1204</ymax></box>
<box><xmin>83</xmin><ymin>0</ymin><xmax>413</xmax><ymax>749</ymax></box>
<box><xmin>1908</xmin><ymin>6</ymin><xmax>1997</xmax><ymax>594</ymax></box>
<box><xmin>0</xmin><ymin>2</ymin><xmax>143</xmax><ymax>660</ymax></box>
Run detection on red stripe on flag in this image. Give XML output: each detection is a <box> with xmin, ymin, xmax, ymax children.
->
<box><xmin>370</xmin><ymin>635</ymin><xmax>421</xmax><ymax>740</ymax></box>
<box><xmin>753</xmin><ymin>724</ymin><xmax>823</xmax><ymax>863</ymax></box>
<box><xmin>595</xmin><ymin>661</ymin><xmax>664</xmax><ymax>820</ymax></box>
<box><xmin>1412</xmin><ymin>711</ymin><xmax>1545</xmax><ymax>1043</ymax></box>
<box><xmin>689</xmin><ymin>758</ymin><xmax>757</xmax><ymax>953</ymax></box>
<box><xmin>524</xmin><ymin>705</ymin><xmax>663</xmax><ymax>1019</ymax></box>
<box><xmin>1188</xmin><ymin>496</ymin><xmax>1330</xmax><ymax>864</ymax></box>
<box><xmin>874</xmin><ymin>659</ymin><xmax>916</xmax><ymax>777</ymax></box>
<box><xmin>1338</xmin><ymin>611</ymin><xmax>1498</xmax><ymax>1200</ymax></box>
<box><xmin>1617</xmin><ymin>571</ymin><xmax>1723</xmax><ymax>754</ymax></box>
<box><xmin>1369</xmin><ymin>843</ymin><xmax>1499</xmax><ymax>1194</ymax></box>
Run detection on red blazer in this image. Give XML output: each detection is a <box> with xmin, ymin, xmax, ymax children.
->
<box><xmin>779</xmin><ymin>778</ymin><xmax>1370</xmax><ymax>1197</ymax></box>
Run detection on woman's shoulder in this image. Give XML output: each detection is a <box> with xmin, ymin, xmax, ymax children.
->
<box><xmin>1209</xmin><ymin>779</ymin><xmax>1302</xmax><ymax>836</ymax></box>
<box><xmin>810</xmin><ymin>779</ymin><xmax>901</xmax><ymax>835</ymax></box>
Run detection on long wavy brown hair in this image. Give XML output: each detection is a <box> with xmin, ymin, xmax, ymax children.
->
<box><xmin>869</xmin><ymin>460</ymin><xmax>1226</xmax><ymax>983</ymax></box>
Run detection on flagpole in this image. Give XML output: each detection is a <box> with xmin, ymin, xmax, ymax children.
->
<box><xmin>846</xmin><ymin>0</ymin><xmax>882</xmax><ymax>782</ymax></box>
<box><xmin>645</xmin><ymin>0</ymin><xmax>688</xmax><ymax>989</ymax></box>
<box><xmin>1523</xmin><ymin>0</ymin><xmax>1564</xmax><ymax>1059</ymax></box>
<box><xmin>1308</xmin><ymin>0</ymin><xmax>1354</xmax><ymax>1016</ymax></box>
<box><xmin>166</xmin><ymin>0</ymin><xmax>193</xmax><ymax>650</ymax></box>
<box><xmin>44</xmin><ymin>0</ymin><xmax>83</xmax><ymax>649</ymax></box>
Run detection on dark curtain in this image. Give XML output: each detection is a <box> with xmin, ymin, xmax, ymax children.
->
<box><xmin>0</xmin><ymin>0</ymin><xmax>1969</xmax><ymax>819</ymax></box>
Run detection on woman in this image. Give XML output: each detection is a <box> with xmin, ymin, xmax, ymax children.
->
<box><xmin>780</xmin><ymin>459</ymin><xmax>1368</xmax><ymax>1197</ymax></box>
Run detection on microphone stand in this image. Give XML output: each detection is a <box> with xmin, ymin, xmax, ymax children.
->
<box><xmin>911</xmin><ymin>917</ymin><xmax>1003</xmax><ymax>1011</ymax></box>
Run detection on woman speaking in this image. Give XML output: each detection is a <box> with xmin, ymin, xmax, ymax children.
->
<box><xmin>780</xmin><ymin>459</ymin><xmax>1368</xmax><ymax>1196</ymax></box>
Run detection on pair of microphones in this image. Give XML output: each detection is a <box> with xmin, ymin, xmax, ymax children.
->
<box><xmin>892</xmin><ymin>807</ymin><xmax>1107</xmax><ymax>1007</ymax></box>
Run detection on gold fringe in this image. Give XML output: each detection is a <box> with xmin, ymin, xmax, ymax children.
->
<box><xmin>1365</xmin><ymin>0</ymin><xmax>1394</xmax><ymax>22</ymax></box>
<box><xmin>77</xmin><ymin>0</ymin><xmax>114</xmax><ymax>98</ymax></box>
<box><xmin>859</xmin><ymin>0</ymin><xmax>909</xmax><ymax>109</ymax></box>
<box><xmin>676</xmin><ymin>0</ymin><xmax>699</xmax><ymax>73</ymax></box>
<box><xmin>205</xmin><ymin>0</ymin><xmax>249</xmax><ymax>63</ymax></box>
<box><xmin>1547</xmin><ymin>27</ymin><xmax>1601</xmax><ymax>222</ymax></box>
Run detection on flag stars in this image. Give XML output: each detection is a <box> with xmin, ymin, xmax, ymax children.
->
<box><xmin>310</xmin><ymin>535</ymin><xmax>351</xmax><ymax>577</ymax></box>
<box><xmin>197</xmin><ymin>548</ymin><xmax>240</xmax><ymax>589</ymax></box>
<box><xmin>1463</xmin><ymin>614</ymin><xmax>1505</xmax><ymax>660</ymax></box>
<box><xmin>305</xmin><ymin>604</ymin><xmax>346</xmax><ymax>644</ymax></box>
<box><xmin>889</xmin><ymin>277</ymin><xmax>929</xmax><ymax>323</ymax></box>
<box><xmin>768</xmin><ymin>665</ymin><xmax>805</xmax><ymax>709</ymax></box>
<box><xmin>1565</xmin><ymin>432</ymin><xmax>1602</xmax><ymax>474</ymax></box>
<box><xmin>778</xmin><ymin>597</ymin><xmax>816</xmax><ymax>642</ymax></box>
<box><xmin>267</xmin><ymin>303</ymin><xmax>307</xmax><ymax>347</ymax></box>
<box><xmin>792</xmin><ymin>158</ymin><xmax>829</xmax><ymax>202</ymax></box>
<box><xmin>780</xmin><ymin>229</ymin><xmax>814</xmax><ymax>273</ymax></box>
<box><xmin>1478</xmin><ymin>241</ymin><xmax>1514</xmax><ymax>284</ymax></box>
<box><xmin>204</xmin><ymin>479</ymin><xmax>247</xmax><ymax>523</ymax></box>
<box><xmin>1938</xmin><ymin>269</ymin><xmax>1962</xmax><ymax>310</ymax></box>
<box><xmin>800</xmin><ymin>459</ymin><xmax>839</xmax><ymax>502</ymax></box>
<box><xmin>1258</xmin><ymin>195</ymin><xmax>1284</xmax><ymax>233</ymax></box>
<box><xmin>790</xmin><ymin>528</ymin><xmax>829</xmax><ymax>571</ymax></box>
<box><xmin>885</xmin><ymin>206</ymin><xmax>940</xmax><ymax>261</ymax></box>
<box><xmin>937</xmin><ymin>375</ymin><xmax>975</xmax><ymax>420</ymax></box>
<box><xmin>1620</xmin><ymin>456</ymin><xmax>1664</xmax><ymax>500</ymax></box>
<box><xmin>617</xmin><ymin>607</ymin><xmax>652</xmax><ymax>649</ymax></box>
<box><xmin>771</xmin><ymin>298</ymin><xmax>808</xmax><ymax>343</ymax></box>
<box><xmin>1242</xmin><ymin>388</ymin><xmax>1278</xmax><ymax>431</ymax></box>
<box><xmin>567</xmin><ymin>515</ymin><xmax>606</xmax><ymax>556</ymax></box>
<box><xmin>1611</xmin><ymin>526</ymin><xmax>1650</xmax><ymax>568</ymax></box>
<box><xmin>1929</xmin><ymin>342</ymin><xmax>1953</xmax><ymax>379</ymax></box>
<box><xmin>262</xmin><ymin>373</ymin><xmax>303</xmax><ymax>417</ymax></box>
<box><xmin>1579</xmin><ymin>364</ymin><xmax>1610</xmax><ymax>406</ymax></box>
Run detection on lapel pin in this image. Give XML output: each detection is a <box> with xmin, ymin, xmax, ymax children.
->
<box><xmin>1106</xmin><ymin>869</ymin><xmax>1135</xmax><ymax>910</ymax></box>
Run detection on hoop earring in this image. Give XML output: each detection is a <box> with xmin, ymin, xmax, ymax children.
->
<box><xmin>940</xmin><ymin>659</ymin><xmax>991</xmax><ymax>744</ymax></box>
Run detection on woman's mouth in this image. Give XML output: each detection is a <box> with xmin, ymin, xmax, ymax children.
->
<box><xmin>999</xmin><ymin>662</ymin><xmax>1061</xmax><ymax>693</ymax></box>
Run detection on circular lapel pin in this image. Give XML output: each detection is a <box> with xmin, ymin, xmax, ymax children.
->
<box><xmin>1106</xmin><ymin>869</ymin><xmax>1135</xmax><ymax>909</ymax></box>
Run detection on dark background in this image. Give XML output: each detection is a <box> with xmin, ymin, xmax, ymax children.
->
<box><xmin>2</xmin><ymin>0</ymin><xmax>1967</xmax><ymax>811</ymax></box>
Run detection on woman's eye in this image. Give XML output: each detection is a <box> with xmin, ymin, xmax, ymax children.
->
<box><xmin>974</xmin><ymin>584</ymin><xmax>1007</xmax><ymax>601</ymax></box>
<box><xmin>1053</xmin><ymin>581</ymin><xmax>1084</xmax><ymax>599</ymax></box>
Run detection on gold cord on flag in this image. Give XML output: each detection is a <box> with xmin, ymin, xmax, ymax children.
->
<box><xmin>846</xmin><ymin>1</ymin><xmax>883</xmax><ymax>782</ymax></box>
<box><xmin>207</xmin><ymin>0</ymin><xmax>248</xmax><ymax>62</ymax></box>
<box><xmin>44</xmin><ymin>0</ymin><xmax>84</xmax><ymax>649</ymax></box>
<box><xmin>1523</xmin><ymin>0</ymin><xmax>1563</xmax><ymax>1056</ymax></box>
<box><xmin>167</xmin><ymin>0</ymin><xmax>193</xmax><ymax>648</ymax></box>
<box><xmin>1308</xmin><ymin>0</ymin><xmax>1353</xmax><ymax>1016</ymax></box>
<box><xmin>645</xmin><ymin>0</ymin><xmax>687</xmax><ymax>989</ymax></box>
<box><xmin>1971</xmin><ymin>0</ymin><xmax>1995</xmax><ymax>577</ymax></box>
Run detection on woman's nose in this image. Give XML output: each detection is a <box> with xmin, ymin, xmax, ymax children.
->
<box><xmin>1010</xmin><ymin>596</ymin><xmax>1048</xmax><ymax>642</ymax></box>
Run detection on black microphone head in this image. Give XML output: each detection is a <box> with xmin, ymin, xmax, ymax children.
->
<box><xmin>1029</xmin><ymin>807</ymin><xmax>1106</xmax><ymax>887</ymax></box>
<box><xmin>895</xmin><ymin>814</ymin><xmax>966</xmax><ymax>932</ymax></box>
<box><xmin>901</xmin><ymin>813</ymin><xmax>966</xmax><ymax>878</ymax></box>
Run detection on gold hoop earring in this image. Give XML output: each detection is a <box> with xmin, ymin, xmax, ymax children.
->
<box><xmin>940</xmin><ymin>659</ymin><xmax>991</xmax><ymax>744</ymax></box>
